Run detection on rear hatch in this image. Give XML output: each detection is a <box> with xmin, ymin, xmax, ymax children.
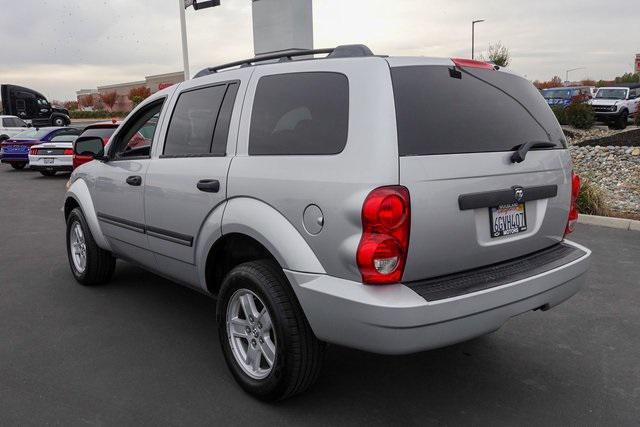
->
<box><xmin>387</xmin><ymin>58</ymin><xmax>572</xmax><ymax>282</ymax></box>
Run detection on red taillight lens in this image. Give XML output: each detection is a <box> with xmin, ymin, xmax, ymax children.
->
<box><xmin>29</xmin><ymin>148</ymin><xmax>38</xmax><ymax>155</ymax></box>
<box><xmin>63</xmin><ymin>148</ymin><xmax>73</xmax><ymax>155</ymax></box>
<box><xmin>565</xmin><ymin>172</ymin><xmax>581</xmax><ymax>236</ymax></box>
<box><xmin>357</xmin><ymin>186</ymin><xmax>411</xmax><ymax>284</ymax></box>
<box><xmin>451</xmin><ymin>58</ymin><xmax>495</xmax><ymax>69</ymax></box>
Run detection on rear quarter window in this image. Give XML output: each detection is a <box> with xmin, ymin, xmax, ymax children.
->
<box><xmin>391</xmin><ymin>66</ymin><xmax>565</xmax><ymax>156</ymax></box>
<box><xmin>249</xmin><ymin>72</ymin><xmax>349</xmax><ymax>155</ymax></box>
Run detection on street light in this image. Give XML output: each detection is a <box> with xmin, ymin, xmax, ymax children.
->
<box><xmin>178</xmin><ymin>0</ymin><xmax>222</xmax><ymax>81</ymax></box>
<box><xmin>471</xmin><ymin>19</ymin><xmax>485</xmax><ymax>60</ymax></box>
<box><xmin>565</xmin><ymin>67</ymin><xmax>586</xmax><ymax>85</ymax></box>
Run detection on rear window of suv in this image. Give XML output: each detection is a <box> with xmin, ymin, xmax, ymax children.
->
<box><xmin>391</xmin><ymin>66</ymin><xmax>565</xmax><ymax>156</ymax></box>
<box><xmin>249</xmin><ymin>72</ymin><xmax>349</xmax><ymax>155</ymax></box>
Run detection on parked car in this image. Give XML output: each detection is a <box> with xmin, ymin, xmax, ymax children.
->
<box><xmin>28</xmin><ymin>134</ymin><xmax>78</xmax><ymax>176</ymax></box>
<box><xmin>589</xmin><ymin>84</ymin><xmax>640</xmax><ymax>129</ymax></box>
<box><xmin>541</xmin><ymin>86</ymin><xmax>592</xmax><ymax>107</ymax></box>
<box><xmin>0</xmin><ymin>115</ymin><xmax>30</xmax><ymax>142</ymax></box>
<box><xmin>64</xmin><ymin>45</ymin><xmax>591</xmax><ymax>401</ymax></box>
<box><xmin>72</xmin><ymin>121</ymin><xmax>120</xmax><ymax>169</ymax></box>
<box><xmin>1</xmin><ymin>84</ymin><xmax>71</xmax><ymax>127</ymax></box>
<box><xmin>0</xmin><ymin>127</ymin><xmax>80</xmax><ymax>169</ymax></box>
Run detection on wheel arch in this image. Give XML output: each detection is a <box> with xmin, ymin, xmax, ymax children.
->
<box><xmin>197</xmin><ymin>197</ymin><xmax>325</xmax><ymax>296</ymax></box>
<box><xmin>65</xmin><ymin>179</ymin><xmax>111</xmax><ymax>251</ymax></box>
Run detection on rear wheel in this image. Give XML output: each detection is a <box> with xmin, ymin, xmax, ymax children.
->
<box><xmin>217</xmin><ymin>260</ymin><xmax>325</xmax><ymax>401</ymax></box>
<box><xmin>66</xmin><ymin>207</ymin><xmax>115</xmax><ymax>285</ymax></box>
<box><xmin>10</xmin><ymin>162</ymin><xmax>26</xmax><ymax>170</ymax></box>
<box><xmin>0</xmin><ymin>134</ymin><xmax>8</xmax><ymax>142</ymax></box>
<box><xmin>39</xmin><ymin>170</ymin><xmax>56</xmax><ymax>176</ymax></box>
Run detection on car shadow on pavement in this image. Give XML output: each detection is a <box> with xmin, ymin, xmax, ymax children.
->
<box><xmin>86</xmin><ymin>261</ymin><xmax>583</xmax><ymax>423</ymax></box>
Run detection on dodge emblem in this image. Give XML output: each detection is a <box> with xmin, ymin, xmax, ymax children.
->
<box><xmin>513</xmin><ymin>187</ymin><xmax>525</xmax><ymax>203</ymax></box>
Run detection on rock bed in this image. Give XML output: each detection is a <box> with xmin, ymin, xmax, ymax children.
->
<box><xmin>568</xmin><ymin>128</ymin><xmax>640</xmax><ymax>214</ymax></box>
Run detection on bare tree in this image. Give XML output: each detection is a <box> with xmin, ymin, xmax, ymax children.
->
<box><xmin>101</xmin><ymin>91</ymin><xmax>118</xmax><ymax>112</ymax></box>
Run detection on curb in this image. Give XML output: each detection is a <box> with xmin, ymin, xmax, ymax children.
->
<box><xmin>578</xmin><ymin>214</ymin><xmax>640</xmax><ymax>231</ymax></box>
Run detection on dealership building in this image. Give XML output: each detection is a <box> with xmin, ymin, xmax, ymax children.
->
<box><xmin>76</xmin><ymin>71</ymin><xmax>184</xmax><ymax>112</ymax></box>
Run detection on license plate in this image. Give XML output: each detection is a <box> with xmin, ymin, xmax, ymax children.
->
<box><xmin>489</xmin><ymin>203</ymin><xmax>527</xmax><ymax>238</ymax></box>
<box><xmin>43</xmin><ymin>158</ymin><xmax>55</xmax><ymax>165</ymax></box>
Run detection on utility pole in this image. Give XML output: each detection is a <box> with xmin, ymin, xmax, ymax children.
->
<box><xmin>178</xmin><ymin>0</ymin><xmax>222</xmax><ymax>81</ymax></box>
<box><xmin>471</xmin><ymin>19</ymin><xmax>485</xmax><ymax>59</ymax></box>
<box><xmin>178</xmin><ymin>0</ymin><xmax>191</xmax><ymax>81</ymax></box>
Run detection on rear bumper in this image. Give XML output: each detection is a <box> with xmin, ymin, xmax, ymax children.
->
<box><xmin>0</xmin><ymin>153</ymin><xmax>28</xmax><ymax>163</ymax></box>
<box><xmin>286</xmin><ymin>240</ymin><xmax>590</xmax><ymax>355</ymax></box>
<box><xmin>29</xmin><ymin>155</ymin><xmax>73</xmax><ymax>172</ymax></box>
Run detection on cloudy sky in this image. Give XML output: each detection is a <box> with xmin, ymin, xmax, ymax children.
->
<box><xmin>0</xmin><ymin>0</ymin><xmax>637</xmax><ymax>100</ymax></box>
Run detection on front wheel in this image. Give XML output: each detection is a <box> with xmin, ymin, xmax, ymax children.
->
<box><xmin>52</xmin><ymin>116</ymin><xmax>66</xmax><ymax>127</ymax></box>
<box><xmin>10</xmin><ymin>162</ymin><xmax>26</xmax><ymax>170</ymax></box>
<box><xmin>613</xmin><ymin>111</ymin><xmax>628</xmax><ymax>130</ymax></box>
<box><xmin>66</xmin><ymin>208</ymin><xmax>116</xmax><ymax>285</ymax></box>
<box><xmin>217</xmin><ymin>260</ymin><xmax>325</xmax><ymax>401</ymax></box>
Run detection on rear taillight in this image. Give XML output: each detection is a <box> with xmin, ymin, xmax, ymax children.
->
<box><xmin>29</xmin><ymin>148</ymin><xmax>37</xmax><ymax>155</ymax></box>
<box><xmin>565</xmin><ymin>172</ymin><xmax>581</xmax><ymax>236</ymax></box>
<box><xmin>451</xmin><ymin>58</ymin><xmax>495</xmax><ymax>70</ymax></box>
<box><xmin>63</xmin><ymin>148</ymin><xmax>73</xmax><ymax>155</ymax></box>
<box><xmin>356</xmin><ymin>186</ymin><xmax>411</xmax><ymax>284</ymax></box>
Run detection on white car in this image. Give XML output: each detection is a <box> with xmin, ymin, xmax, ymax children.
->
<box><xmin>589</xmin><ymin>85</ymin><xmax>640</xmax><ymax>129</ymax></box>
<box><xmin>0</xmin><ymin>115</ymin><xmax>30</xmax><ymax>141</ymax></box>
<box><xmin>28</xmin><ymin>134</ymin><xmax>77</xmax><ymax>176</ymax></box>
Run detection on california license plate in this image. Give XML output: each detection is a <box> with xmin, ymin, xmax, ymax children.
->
<box><xmin>489</xmin><ymin>203</ymin><xmax>527</xmax><ymax>238</ymax></box>
<box><xmin>43</xmin><ymin>158</ymin><xmax>55</xmax><ymax>165</ymax></box>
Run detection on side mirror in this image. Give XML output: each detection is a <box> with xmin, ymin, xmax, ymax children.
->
<box><xmin>27</xmin><ymin>123</ymin><xmax>33</xmax><ymax>128</ymax></box>
<box><xmin>74</xmin><ymin>137</ymin><xmax>108</xmax><ymax>162</ymax></box>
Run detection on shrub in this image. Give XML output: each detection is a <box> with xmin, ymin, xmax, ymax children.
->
<box><xmin>635</xmin><ymin>112</ymin><xmax>640</xmax><ymax>127</ymax></box>
<box><xmin>576</xmin><ymin>178</ymin><xmax>608</xmax><ymax>216</ymax></box>
<box><xmin>551</xmin><ymin>106</ymin><xmax>568</xmax><ymax>125</ymax></box>
<box><xmin>565</xmin><ymin>103</ymin><xmax>594</xmax><ymax>129</ymax></box>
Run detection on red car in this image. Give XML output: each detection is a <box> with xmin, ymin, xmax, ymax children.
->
<box><xmin>72</xmin><ymin>121</ymin><xmax>120</xmax><ymax>169</ymax></box>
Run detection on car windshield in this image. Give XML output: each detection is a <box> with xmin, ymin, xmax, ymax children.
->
<box><xmin>10</xmin><ymin>129</ymin><xmax>51</xmax><ymax>140</ymax></box>
<box><xmin>595</xmin><ymin>89</ymin><xmax>628</xmax><ymax>100</ymax></box>
<box><xmin>542</xmin><ymin>89</ymin><xmax>572</xmax><ymax>99</ymax></box>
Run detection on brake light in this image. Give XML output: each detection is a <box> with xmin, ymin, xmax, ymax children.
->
<box><xmin>451</xmin><ymin>58</ymin><xmax>495</xmax><ymax>70</ymax></box>
<box><xmin>357</xmin><ymin>186</ymin><xmax>411</xmax><ymax>284</ymax></box>
<box><xmin>63</xmin><ymin>148</ymin><xmax>73</xmax><ymax>155</ymax></box>
<box><xmin>29</xmin><ymin>148</ymin><xmax>37</xmax><ymax>155</ymax></box>
<box><xmin>565</xmin><ymin>172</ymin><xmax>581</xmax><ymax>236</ymax></box>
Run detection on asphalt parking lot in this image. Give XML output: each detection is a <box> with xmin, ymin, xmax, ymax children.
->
<box><xmin>0</xmin><ymin>164</ymin><xmax>638</xmax><ymax>425</ymax></box>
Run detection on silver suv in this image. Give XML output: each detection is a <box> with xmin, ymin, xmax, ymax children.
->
<box><xmin>64</xmin><ymin>45</ymin><xmax>591</xmax><ymax>401</ymax></box>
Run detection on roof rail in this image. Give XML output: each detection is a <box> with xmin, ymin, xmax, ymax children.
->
<box><xmin>193</xmin><ymin>44</ymin><xmax>374</xmax><ymax>78</ymax></box>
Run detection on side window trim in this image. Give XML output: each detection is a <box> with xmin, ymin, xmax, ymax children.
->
<box><xmin>108</xmin><ymin>97</ymin><xmax>166</xmax><ymax>161</ymax></box>
<box><xmin>159</xmin><ymin>79</ymin><xmax>240</xmax><ymax>159</ymax></box>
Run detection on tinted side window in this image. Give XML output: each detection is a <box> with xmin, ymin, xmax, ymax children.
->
<box><xmin>249</xmin><ymin>72</ymin><xmax>349</xmax><ymax>155</ymax></box>
<box><xmin>163</xmin><ymin>84</ymin><xmax>227</xmax><ymax>156</ymax></box>
<box><xmin>391</xmin><ymin>66</ymin><xmax>565</xmax><ymax>156</ymax></box>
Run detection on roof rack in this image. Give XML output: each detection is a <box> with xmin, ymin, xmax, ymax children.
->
<box><xmin>193</xmin><ymin>44</ymin><xmax>374</xmax><ymax>78</ymax></box>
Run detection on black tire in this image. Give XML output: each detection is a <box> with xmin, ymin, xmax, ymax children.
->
<box><xmin>0</xmin><ymin>134</ymin><xmax>8</xmax><ymax>142</ymax></box>
<box><xmin>10</xmin><ymin>162</ymin><xmax>26</xmax><ymax>170</ymax></box>
<box><xmin>52</xmin><ymin>116</ymin><xmax>66</xmax><ymax>127</ymax></box>
<box><xmin>66</xmin><ymin>207</ymin><xmax>116</xmax><ymax>285</ymax></box>
<box><xmin>613</xmin><ymin>111</ymin><xmax>628</xmax><ymax>130</ymax></box>
<box><xmin>217</xmin><ymin>260</ymin><xmax>325</xmax><ymax>401</ymax></box>
<box><xmin>39</xmin><ymin>170</ymin><xmax>56</xmax><ymax>176</ymax></box>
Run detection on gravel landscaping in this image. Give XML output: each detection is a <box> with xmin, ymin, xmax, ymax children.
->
<box><xmin>566</xmin><ymin>127</ymin><xmax>640</xmax><ymax>216</ymax></box>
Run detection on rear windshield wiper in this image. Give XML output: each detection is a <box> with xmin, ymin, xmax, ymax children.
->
<box><xmin>511</xmin><ymin>141</ymin><xmax>557</xmax><ymax>163</ymax></box>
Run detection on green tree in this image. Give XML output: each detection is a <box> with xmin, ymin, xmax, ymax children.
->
<box><xmin>483</xmin><ymin>42</ymin><xmax>511</xmax><ymax>67</ymax></box>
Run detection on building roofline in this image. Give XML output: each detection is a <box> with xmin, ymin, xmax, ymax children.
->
<box><xmin>97</xmin><ymin>80</ymin><xmax>146</xmax><ymax>90</ymax></box>
<box><xmin>145</xmin><ymin>71</ymin><xmax>184</xmax><ymax>80</ymax></box>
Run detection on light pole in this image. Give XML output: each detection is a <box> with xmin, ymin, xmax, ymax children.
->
<box><xmin>178</xmin><ymin>0</ymin><xmax>222</xmax><ymax>81</ymax></box>
<box><xmin>471</xmin><ymin>19</ymin><xmax>485</xmax><ymax>59</ymax></box>
<box><xmin>565</xmin><ymin>67</ymin><xmax>586</xmax><ymax>85</ymax></box>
